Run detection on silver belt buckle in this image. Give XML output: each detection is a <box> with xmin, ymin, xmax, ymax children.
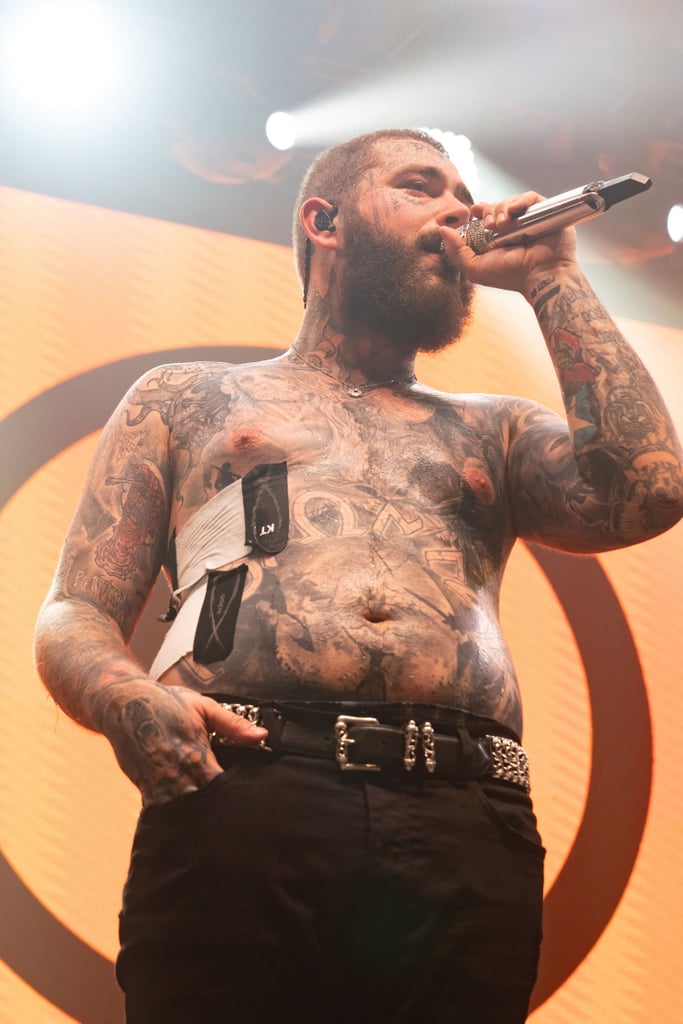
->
<box><xmin>335</xmin><ymin>715</ymin><xmax>382</xmax><ymax>771</ymax></box>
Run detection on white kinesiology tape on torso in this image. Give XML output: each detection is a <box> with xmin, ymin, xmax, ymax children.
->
<box><xmin>149</xmin><ymin>477</ymin><xmax>251</xmax><ymax>679</ymax></box>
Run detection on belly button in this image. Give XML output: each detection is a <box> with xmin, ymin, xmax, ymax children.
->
<box><xmin>362</xmin><ymin>610</ymin><xmax>392</xmax><ymax>624</ymax></box>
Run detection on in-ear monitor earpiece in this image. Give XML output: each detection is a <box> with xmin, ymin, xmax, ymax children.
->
<box><xmin>314</xmin><ymin>205</ymin><xmax>337</xmax><ymax>232</ymax></box>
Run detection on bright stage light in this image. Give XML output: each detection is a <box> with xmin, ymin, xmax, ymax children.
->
<box><xmin>261</xmin><ymin>48</ymin><xmax>496</xmax><ymax>157</ymax></box>
<box><xmin>666</xmin><ymin>204</ymin><xmax>683</xmax><ymax>244</ymax></box>
<box><xmin>265</xmin><ymin>111</ymin><xmax>296</xmax><ymax>151</ymax></box>
<box><xmin>4</xmin><ymin>1</ymin><xmax>122</xmax><ymax>115</ymax></box>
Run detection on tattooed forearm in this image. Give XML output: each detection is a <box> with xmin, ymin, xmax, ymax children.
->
<box><xmin>532</xmin><ymin>283</ymin><xmax>560</xmax><ymax>316</ymax></box>
<box><xmin>530</xmin><ymin>268</ymin><xmax>683</xmax><ymax>535</ymax></box>
<box><xmin>529</xmin><ymin>276</ymin><xmax>555</xmax><ymax>301</ymax></box>
<box><xmin>34</xmin><ymin>595</ymin><xmax>218</xmax><ymax>803</ymax></box>
<box><xmin>34</xmin><ymin>597</ymin><xmax>146</xmax><ymax>731</ymax></box>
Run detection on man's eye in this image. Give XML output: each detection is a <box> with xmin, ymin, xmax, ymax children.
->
<box><xmin>405</xmin><ymin>180</ymin><xmax>427</xmax><ymax>192</ymax></box>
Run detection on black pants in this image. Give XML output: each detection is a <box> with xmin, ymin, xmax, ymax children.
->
<box><xmin>117</xmin><ymin>754</ymin><xmax>544</xmax><ymax>1023</ymax></box>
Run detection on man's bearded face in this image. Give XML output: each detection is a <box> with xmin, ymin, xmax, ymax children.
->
<box><xmin>337</xmin><ymin>208</ymin><xmax>474</xmax><ymax>354</ymax></box>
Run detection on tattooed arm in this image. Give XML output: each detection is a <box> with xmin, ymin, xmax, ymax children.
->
<box><xmin>444</xmin><ymin>193</ymin><xmax>683</xmax><ymax>551</ymax></box>
<box><xmin>34</xmin><ymin>365</ymin><xmax>266</xmax><ymax>805</ymax></box>
<box><xmin>507</xmin><ymin>267</ymin><xmax>683</xmax><ymax>549</ymax></box>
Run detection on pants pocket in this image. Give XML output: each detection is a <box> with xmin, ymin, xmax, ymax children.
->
<box><xmin>471</xmin><ymin>778</ymin><xmax>546</xmax><ymax>859</ymax></box>
<box><xmin>137</xmin><ymin>762</ymin><xmax>242</xmax><ymax>826</ymax></box>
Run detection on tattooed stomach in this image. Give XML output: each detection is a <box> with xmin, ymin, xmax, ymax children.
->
<box><xmin>159</xmin><ymin>536</ymin><xmax>523</xmax><ymax>736</ymax></box>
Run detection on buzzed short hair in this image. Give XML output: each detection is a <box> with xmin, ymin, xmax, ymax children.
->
<box><xmin>292</xmin><ymin>128</ymin><xmax>447</xmax><ymax>286</ymax></box>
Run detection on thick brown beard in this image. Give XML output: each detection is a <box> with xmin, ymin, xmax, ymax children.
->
<box><xmin>337</xmin><ymin>213</ymin><xmax>474</xmax><ymax>355</ymax></box>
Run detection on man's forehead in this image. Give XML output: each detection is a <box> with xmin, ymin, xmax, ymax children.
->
<box><xmin>369</xmin><ymin>137</ymin><xmax>459</xmax><ymax>176</ymax></box>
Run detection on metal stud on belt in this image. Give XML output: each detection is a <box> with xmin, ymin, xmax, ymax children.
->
<box><xmin>403</xmin><ymin>719</ymin><xmax>419</xmax><ymax>771</ymax></box>
<box><xmin>420</xmin><ymin>721</ymin><xmax>437</xmax><ymax>774</ymax></box>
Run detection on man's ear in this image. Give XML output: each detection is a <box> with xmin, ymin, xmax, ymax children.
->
<box><xmin>300</xmin><ymin>198</ymin><xmax>340</xmax><ymax>252</ymax></box>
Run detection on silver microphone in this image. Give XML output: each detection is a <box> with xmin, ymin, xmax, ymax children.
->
<box><xmin>460</xmin><ymin>172</ymin><xmax>652</xmax><ymax>255</ymax></box>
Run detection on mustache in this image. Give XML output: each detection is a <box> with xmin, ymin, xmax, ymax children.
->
<box><xmin>418</xmin><ymin>229</ymin><xmax>445</xmax><ymax>255</ymax></box>
<box><xmin>418</xmin><ymin>229</ymin><xmax>459</xmax><ymax>282</ymax></box>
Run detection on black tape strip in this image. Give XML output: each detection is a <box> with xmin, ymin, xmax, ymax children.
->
<box><xmin>242</xmin><ymin>462</ymin><xmax>289</xmax><ymax>554</ymax></box>
<box><xmin>159</xmin><ymin>529</ymin><xmax>180</xmax><ymax>622</ymax></box>
<box><xmin>166</xmin><ymin>529</ymin><xmax>179</xmax><ymax>592</ymax></box>
<box><xmin>193</xmin><ymin>564</ymin><xmax>248</xmax><ymax>664</ymax></box>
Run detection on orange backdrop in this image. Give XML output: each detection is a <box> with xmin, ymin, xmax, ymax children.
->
<box><xmin>1</xmin><ymin>185</ymin><xmax>682</xmax><ymax>1024</ymax></box>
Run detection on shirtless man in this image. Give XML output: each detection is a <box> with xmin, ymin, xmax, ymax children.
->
<box><xmin>34</xmin><ymin>129</ymin><xmax>683</xmax><ymax>1024</ymax></box>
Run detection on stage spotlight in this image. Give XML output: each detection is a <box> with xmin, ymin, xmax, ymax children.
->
<box><xmin>4</xmin><ymin>1</ymin><xmax>122</xmax><ymax>115</ymax></box>
<box><xmin>266</xmin><ymin>111</ymin><xmax>296</xmax><ymax>151</ymax></box>
<box><xmin>666</xmin><ymin>205</ymin><xmax>683</xmax><ymax>244</ymax></box>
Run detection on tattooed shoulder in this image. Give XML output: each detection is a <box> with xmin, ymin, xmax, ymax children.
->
<box><xmin>123</xmin><ymin>361</ymin><xmax>235</xmax><ymax>429</ymax></box>
<box><xmin>437</xmin><ymin>390</ymin><xmax>523</xmax><ymax>435</ymax></box>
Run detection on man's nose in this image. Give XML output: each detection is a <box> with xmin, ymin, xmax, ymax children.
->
<box><xmin>436</xmin><ymin>195</ymin><xmax>471</xmax><ymax>228</ymax></box>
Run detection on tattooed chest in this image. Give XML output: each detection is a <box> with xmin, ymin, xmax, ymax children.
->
<box><xmin>174</xmin><ymin>409</ymin><xmax>506</xmax><ymax>529</ymax></box>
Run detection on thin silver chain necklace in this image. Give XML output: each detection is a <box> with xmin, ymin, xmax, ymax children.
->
<box><xmin>290</xmin><ymin>346</ymin><xmax>417</xmax><ymax>399</ymax></box>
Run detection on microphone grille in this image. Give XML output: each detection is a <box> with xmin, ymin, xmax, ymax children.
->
<box><xmin>462</xmin><ymin>218</ymin><xmax>492</xmax><ymax>255</ymax></box>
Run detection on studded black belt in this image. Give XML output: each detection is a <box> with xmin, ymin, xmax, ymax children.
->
<box><xmin>206</xmin><ymin>697</ymin><xmax>530</xmax><ymax>792</ymax></box>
